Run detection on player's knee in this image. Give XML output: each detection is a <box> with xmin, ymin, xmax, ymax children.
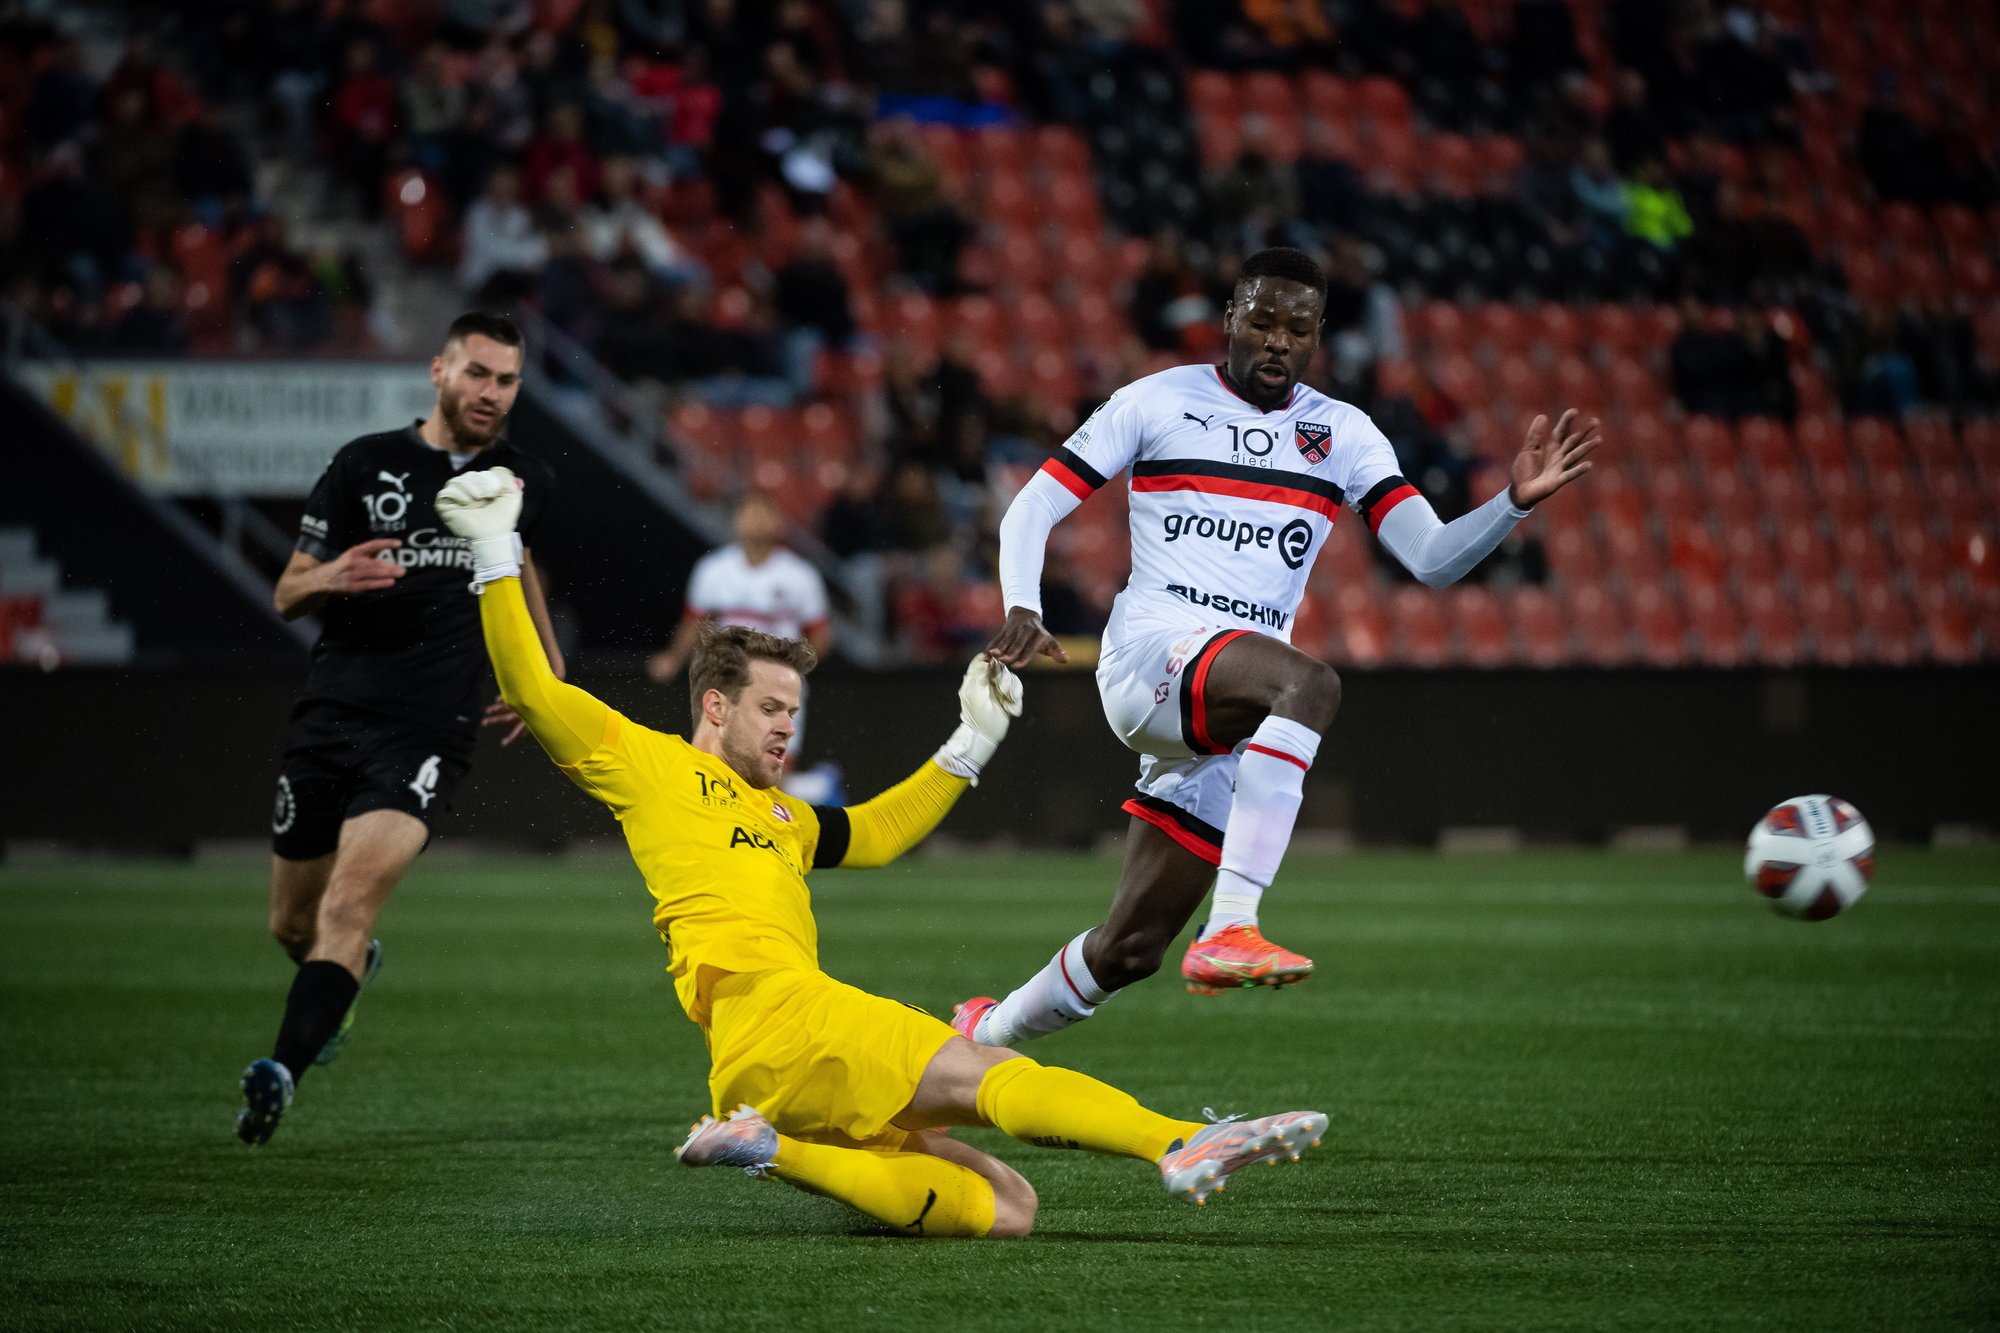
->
<box><xmin>269</xmin><ymin>912</ymin><xmax>313</xmax><ymax>958</ymax></box>
<box><xmin>987</xmin><ymin>1177</ymin><xmax>1038</xmax><ymax>1238</ymax></box>
<box><xmin>1275</xmin><ymin>660</ymin><xmax>1342</xmax><ymax>732</ymax></box>
<box><xmin>315</xmin><ymin>886</ymin><xmax>380</xmax><ymax>944</ymax></box>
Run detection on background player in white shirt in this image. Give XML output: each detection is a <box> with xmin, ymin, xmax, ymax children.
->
<box><xmin>954</xmin><ymin>247</ymin><xmax>1600</xmax><ymax>1048</ymax></box>
<box><xmin>647</xmin><ymin>492</ymin><xmax>834</xmax><ymax>682</ymax></box>
<box><xmin>648</xmin><ymin>492</ymin><xmax>836</xmax><ymax>797</ymax></box>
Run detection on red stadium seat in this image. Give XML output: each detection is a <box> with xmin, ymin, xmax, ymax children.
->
<box><xmin>1389</xmin><ymin>585</ymin><xmax>1452</xmax><ymax>666</ymax></box>
<box><xmin>1854</xmin><ymin>576</ymin><xmax>1920</xmax><ymax>665</ymax></box>
<box><xmin>1493</xmin><ymin>352</ymin><xmax>1548</xmax><ymax>411</ymax></box>
<box><xmin>1622</xmin><ymin>411</ymin><xmax>1673</xmax><ymax>462</ymax></box>
<box><xmin>799</xmin><ymin>402</ymin><xmax>856</xmax><ymax>461</ymax></box>
<box><xmin>1032</xmin><ymin>126</ymin><xmax>1093</xmax><ymax>179</ymax></box>
<box><xmin>1428</xmin><ymin>134</ymin><xmax>1482</xmax><ymax>197</ymax></box>
<box><xmin>1331</xmin><ymin>584</ymin><xmax>1391</xmax><ymax>669</ymax></box>
<box><xmin>1412</xmin><ymin>301</ymin><xmax>1470</xmax><ymax>355</ymax></box>
<box><xmin>1552</xmin><ymin>358</ymin><xmax>1603</xmax><ymax>415</ymax></box>
<box><xmin>970</xmin><ymin>127</ymin><xmax>1028</xmax><ymax>175</ymax></box>
<box><xmin>1187</xmin><ymin>70</ymin><xmax>1233</xmax><ymax>119</ymax></box>
<box><xmin>1737</xmin><ymin>418</ymin><xmax>1795</xmax><ymax>474</ymax></box>
<box><xmin>1628</xmin><ymin>584</ymin><xmax>1689</xmax><ymax>665</ymax></box>
<box><xmin>1904</xmin><ymin>418</ymin><xmax>1964</xmax><ymax>476</ymax></box>
<box><xmin>1355</xmin><ymin>75</ymin><xmax>1413</xmax><ymax>131</ymax></box>
<box><xmin>1753</xmin><ymin>465</ymin><xmax>1815</xmax><ymax>528</ymax></box>
<box><xmin>1047</xmin><ymin>172</ymin><xmax>1102</xmax><ymax>229</ymax></box>
<box><xmin>1588</xmin><ymin>305</ymin><xmax>1646</xmax><ymax>360</ymax></box>
<box><xmin>1603</xmin><ymin>356</ymin><xmax>1664</xmax><ymax>417</ymax></box>
<box><xmin>1020</xmin><ymin>348</ymin><xmax>1080</xmax><ymax>409</ymax></box>
<box><xmin>1740</xmin><ymin>578</ymin><xmax>1807</xmax><ymax>665</ymax></box>
<box><xmin>1531</xmin><ymin>303</ymin><xmax>1586</xmax><ymax>359</ymax></box>
<box><xmin>883</xmin><ymin>292</ymin><xmax>942</xmax><ymax>360</ymax></box>
<box><xmin>1891</xmin><ymin>525</ymin><xmax>1955</xmax><ymax>587</ymax></box>
<box><xmin>1507</xmin><ymin>585</ymin><xmax>1568</xmax><ymax>666</ymax></box>
<box><xmin>1796</xmin><ymin>576</ymin><xmax>1859</xmax><ymax>665</ymax></box>
<box><xmin>1448</xmin><ymin>586</ymin><xmax>1511</xmax><ymax>666</ymax></box>
<box><xmin>1933</xmin><ymin>204</ymin><xmax>1985</xmax><ymax>254</ymax></box>
<box><xmin>1683</xmin><ymin>417</ymin><xmax>1738</xmax><ymax>475</ymax></box>
<box><xmin>1848</xmin><ymin>418</ymin><xmax>1907</xmax><ymax>477</ymax></box>
<box><xmin>1646</xmin><ymin>463</ymin><xmax>1702</xmax><ymax>528</ymax></box>
<box><xmin>1878</xmin><ymin>202</ymin><xmax>1934</xmax><ymax>258</ymax></box>
<box><xmin>1470</xmin><ymin>303</ymin><xmax>1527</xmax><ymax>351</ymax></box>
<box><xmin>1667</xmin><ymin>519</ymin><xmax>1725</xmax><ymax>587</ymax></box>
<box><xmin>1916</xmin><ymin>584</ymin><xmax>1980</xmax><ymax>663</ymax></box>
<box><xmin>1685</xmin><ymin>582</ymin><xmax>1747</xmax><ymax>666</ymax></box>
<box><xmin>1240</xmin><ymin>70</ymin><xmax>1298</xmax><ymax>126</ymax></box>
<box><xmin>1479</xmin><ymin>136</ymin><xmax>1526</xmax><ymax>194</ymax></box>
<box><xmin>1795</xmin><ymin>415</ymin><xmax>1851</xmax><ymax>476</ymax></box>
<box><xmin>1197</xmin><ymin>115</ymin><xmax>1241</xmax><ymax>169</ymax></box>
<box><xmin>1006</xmin><ymin>292</ymin><xmax>1062</xmax><ymax>351</ymax></box>
<box><xmin>1299</xmin><ymin>70</ymin><xmax>1352</xmax><ymax>123</ymax></box>
<box><xmin>1543</xmin><ymin>523</ymin><xmax>1602</xmax><ymax>584</ymax></box>
<box><xmin>1562</xmin><ymin>583</ymin><xmax>1631</xmax><ymax>664</ymax></box>
<box><xmin>973</xmin><ymin>346</ymin><xmax>1018</xmax><ymax>398</ymax></box>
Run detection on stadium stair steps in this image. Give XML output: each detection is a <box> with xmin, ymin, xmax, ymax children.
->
<box><xmin>0</xmin><ymin>526</ymin><xmax>135</xmax><ymax>666</ymax></box>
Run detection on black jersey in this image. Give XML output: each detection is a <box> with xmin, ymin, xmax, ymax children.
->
<box><xmin>294</xmin><ymin>423</ymin><xmax>553</xmax><ymax>731</ymax></box>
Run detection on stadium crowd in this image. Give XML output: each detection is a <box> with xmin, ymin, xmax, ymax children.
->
<box><xmin>3</xmin><ymin>0</ymin><xmax>1996</xmax><ymax>664</ymax></box>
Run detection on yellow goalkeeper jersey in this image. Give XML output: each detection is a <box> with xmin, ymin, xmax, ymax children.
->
<box><xmin>567</xmin><ymin>717</ymin><xmax>827</xmax><ymax>1022</ymax></box>
<box><xmin>474</xmin><ymin>576</ymin><xmax>968</xmax><ymax>1029</ymax></box>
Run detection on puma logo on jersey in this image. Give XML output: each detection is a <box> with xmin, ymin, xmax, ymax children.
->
<box><xmin>377</xmin><ymin>470</ymin><xmax>412</xmax><ymax>491</ymax></box>
<box><xmin>1182</xmin><ymin>412</ymin><xmax>1215</xmax><ymax>430</ymax></box>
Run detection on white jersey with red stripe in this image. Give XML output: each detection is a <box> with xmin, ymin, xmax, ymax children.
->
<box><xmin>1012</xmin><ymin>364</ymin><xmax>1418</xmax><ymax>646</ymax></box>
<box><xmin>684</xmin><ymin>544</ymin><xmax>830</xmax><ymax>640</ymax></box>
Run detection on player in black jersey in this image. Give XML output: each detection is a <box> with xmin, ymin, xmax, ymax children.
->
<box><xmin>237</xmin><ymin>311</ymin><xmax>562</xmax><ymax>1145</ymax></box>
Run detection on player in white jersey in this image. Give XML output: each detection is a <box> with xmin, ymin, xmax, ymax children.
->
<box><xmin>953</xmin><ymin>247</ymin><xmax>1600</xmax><ymax>1047</ymax></box>
<box><xmin>648</xmin><ymin>493</ymin><xmax>833</xmax><ymax>680</ymax></box>
<box><xmin>648</xmin><ymin>493</ymin><xmax>836</xmax><ymax>798</ymax></box>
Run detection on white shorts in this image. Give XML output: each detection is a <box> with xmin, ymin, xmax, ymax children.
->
<box><xmin>1095</xmin><ymin>621</ymin><xmax>1261</xmax><ymax>866</ymax></box>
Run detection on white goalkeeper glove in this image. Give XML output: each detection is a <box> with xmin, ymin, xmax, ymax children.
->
<box><xmin>435</xmin><ymin>466</ymin><xmax>524</xmax><ymax>587</ymax></box>
<box><xmin>935</xmin><ymin>656</ymin><xmax>1024</xmax><ymax>784</ymax></box>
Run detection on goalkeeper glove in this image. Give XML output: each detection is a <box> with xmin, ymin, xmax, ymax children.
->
<box><xmin>435</xmin><ymin>467</ymin><xmax>524</xmax><ymax>587</ymax></box>
<box><xmin>935</xmin><ymin>656</ymin><xmax>1024</xmax><ymax>784</ymax></box>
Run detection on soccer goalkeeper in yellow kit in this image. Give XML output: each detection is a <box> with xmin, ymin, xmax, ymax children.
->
<box><xmin>436</xmin><ymin>468</ymin><xmax>1327</xmax><ymax>1238</ymax></box>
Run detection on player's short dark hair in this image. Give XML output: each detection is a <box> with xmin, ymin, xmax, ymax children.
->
<box><xmin>1235</xmin><ymin>247</ymin><xmax>1328</xmax><ymax>303</ymax></box>
<box><xmin>444</xmin><ymin>310</ymin><xmax>525</xmax><ymax>353</ymax></box>
<box><xmin>690</xmin><ymin>622</ymin><xmax>817</xmax><ymax>715</ymax></box>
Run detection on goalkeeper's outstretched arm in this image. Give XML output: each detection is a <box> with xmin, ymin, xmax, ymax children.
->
<box><xmin>438</xmin><ymin>468</ymin><xmax>610</xmax><ymax>769</ymax></box>
<box><xmin>810</xmin><ymin>657</ymin><xmax>1024</xmax><ymax>871</ymax></box>
<box><xmin>480</xmin><ymin>576</ymin><xmax>610</xmax><ymax>768</ymax></box>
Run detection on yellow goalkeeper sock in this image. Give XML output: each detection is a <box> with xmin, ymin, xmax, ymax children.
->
<box><xmin>975</xmin><ymin>1056</ymin><xmax>1203</xmax><ymax>1162</ymax></box>
<box><xmin>771</xmin><ymin>1138</ymin><xmax>996</xmax><ymax>1238</ymax></box>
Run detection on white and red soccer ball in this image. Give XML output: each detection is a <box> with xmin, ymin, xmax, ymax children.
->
<box><xmin>1744</xmin><ymin>795</ymin><xmax>1875</xmax><ymax>921</ymax></box>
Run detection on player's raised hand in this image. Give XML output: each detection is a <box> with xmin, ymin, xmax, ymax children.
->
<box><xmin>321</xmin><ymin>538</ymin><xmax>406</xmax><ymax>594</ymax></box>
<box><xmin>985</xmin><ymin>606</ymin><xmax>1068</xmax><ymax>668</ymax></box>
<box><xmin>436</xmin><ymin>467</ymin><xmax>525</xmax><ymax>585</ymax></box>
<box><xmin>938</xmin><ymin>656</ymin><xmax>1025</xmax><ymax>783</ymax></box>
<box><xmin>1509</xmin><ymin>410</ymin><xmax>1601</xmax><ymax>509</ymax></box>
<box><xmin>436</xmin><ymin>466</ymin><xmax>523</xmax><ymax>538</ymax></box>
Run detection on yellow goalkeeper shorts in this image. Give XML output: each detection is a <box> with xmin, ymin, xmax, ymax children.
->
<box><xmin>704</xmin><ymin>969</ymin><xmax>959</xmax><ymax>1150</ymax></box>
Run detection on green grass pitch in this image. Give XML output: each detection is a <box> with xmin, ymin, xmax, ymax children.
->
<box><xmin>3</xmin><ymin>848</ymin><xmax>1997</xmax><ymax>1331</ymax></box>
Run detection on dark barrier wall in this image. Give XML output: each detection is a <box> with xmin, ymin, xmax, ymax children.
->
<box><xmin>3</xmin><ymin>667</ymin><xmax>1994</xmax><ymax>850</ymax></box>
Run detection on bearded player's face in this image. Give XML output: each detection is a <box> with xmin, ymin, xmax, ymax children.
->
<box><xmin>1223</xmin><ymin>277</ymin><xmax>1323</xmax><ymax>410</ymax></box>
<box><xmin>431</xmin><ymin>333</ymin><xmax>523</xmax><ymax>448</ymax></box>
<box><xmin>715</xmin><ymin>661</ymin><xmax>801</xmax><ymax>789</ymax></box>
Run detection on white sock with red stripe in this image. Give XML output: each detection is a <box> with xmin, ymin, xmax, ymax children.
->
<box><xmin>974</xmin><ymin>931</ymin><xmax>1111</xmax><ymax>1047</ymax></box>
<box><xmin>1203</xmin><ymin>715</ymin><xmax>1321</xmax><ymax>937</ymax></box>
